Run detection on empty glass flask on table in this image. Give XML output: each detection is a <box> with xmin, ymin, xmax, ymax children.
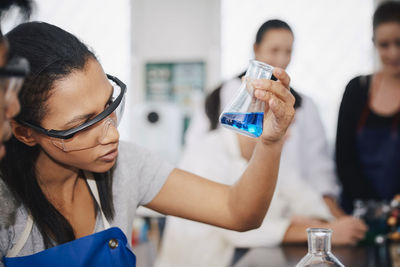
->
<box><xmin>219</xmin><ymin>60</ymin><xmax>273</xmax><ymax>138</ymax></box>
<box><xmin>296</xmin><ymin>228</ymin><xmax>345</xmax><ymax>267</ymax></box>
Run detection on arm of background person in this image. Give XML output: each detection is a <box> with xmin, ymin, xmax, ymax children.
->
<box><xmin>219</xmin><ymin>217</ymin><xmax>291</xmax><ymax>247</ymax></box>
<box><xmin>323</xmin><ymin>196</ymin><xmax>346</xmax><ymax>218</ymax></box>
<box><xmin>283</xmin><ymin>216</ymin><xmax>367</xmax><ymax>246</ymax></box>
<box><xmin>221</xmin><ymin>214</ymin><xmax>367</xmax><ymax>247</ymax></box>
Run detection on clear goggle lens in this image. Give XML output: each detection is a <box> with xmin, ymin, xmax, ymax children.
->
<box><xmin>50</xmin><ymin>78</ymin><xmax>125</xmax><ymax>152</ymax></box>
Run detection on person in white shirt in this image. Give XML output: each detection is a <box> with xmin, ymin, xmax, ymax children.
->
<box><xmin>156</xmin><ymin>19</ymin><xmax>367</xmax><ymax>267</ymax></box>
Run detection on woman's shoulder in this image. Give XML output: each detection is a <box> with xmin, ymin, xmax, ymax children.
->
<box><xmin>347</xmin><ymin>74</ymin><xmax>371</xmax><ymax>85</ymax></box>
<box><xmin>114</xmin><ymin>141</ymin><xmax>174</xmax><ymax>206</ymax></box>
<box><xmin>114</xmin><ymin>140</ymin><xmax>174</xmax><ymax>182</ymax></box>
<box><xmin>0</xmin><ymin>179</ymin><xmax>19</xmax><ymax>230</ymax></box>
<box><xmin>335</xmin><ymin>75</ymin><xmax>373</xmax><ymax>126</ymax></box>
<box><xmin>343</xmin><ymin>74</ymin><xmax>371</xmax><ymax>100</ymax></box>
<box><xmin>288</xmin><ymin>91</ymin><xmax>318</xmax><ymax>121</ymax></box>
<box><xmin>115</xmin><ymin>141</ymin><xmax>170</xmax><ymax>173</ymax></box>
<box><xmin>0</xmin><ymin>202</ymin><xmax>43</xmax><ymax>259</ymax></box>
<box><xmin>0</xmin><ymin>179</ymin><xmax>26</xmax><ymax>259</ymax></box>
<box><xmin>294</xmin><ymin>92</ymin><xmax>313</xmax><ymax>108</ymax></box>
<box><xmin>117</xmin><ymin>140</ymin><xmax>149</xmax><ymax>160</ymax></box>
<box><xmin>118</xmin><ymin>141</ymin><xmax>165</xmax><ymax>168</ymax></box>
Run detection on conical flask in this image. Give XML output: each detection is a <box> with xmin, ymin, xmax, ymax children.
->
<box><xmin>219</xmin><ymin>60</ymin><xmax>274</xmax><ymax>138</ymax></box>
<box><xmin>296</xmin><ymin>228</ymin><xmax>345</xmax><ymax>267</ymax></box>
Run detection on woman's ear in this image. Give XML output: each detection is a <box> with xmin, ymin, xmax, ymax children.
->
<box><xmin>11</xmin><ymin>120</ymin><xmax>38</xmax><ymax>147</ymax></box>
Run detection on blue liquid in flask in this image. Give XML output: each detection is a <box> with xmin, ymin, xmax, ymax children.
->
<box><xmin>220</xmin><ymin>112</ymin><xmax>264</xmax><ymax>138</ymax></box>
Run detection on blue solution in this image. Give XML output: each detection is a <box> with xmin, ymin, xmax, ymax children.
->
<box><xmin>220</xmin><ymin>112</ymin><xmax>264</xmax><ymax>138</ymax></box>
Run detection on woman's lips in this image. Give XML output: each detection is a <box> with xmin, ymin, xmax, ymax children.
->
<box><xmin>98</xmin><ymin>149</ymin><xmax>118</xmax><ymax>162</ymax></box>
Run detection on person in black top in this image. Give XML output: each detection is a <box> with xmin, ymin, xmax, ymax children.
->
<box><xmin>336</xmin><ymin>1</ymin><xmax>400</xmax><ymax>213</ymax></box>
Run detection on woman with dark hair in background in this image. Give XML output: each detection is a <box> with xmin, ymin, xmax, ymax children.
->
<box><xmin>0</xmin><ymin>21</ymin><xmax>294</xmax><ymax>266</ymax></box>
<box><xmin>336</xmin><ymin>1</ymin><xmax>400</xmax><ymax>213</ymax></box>
<box><xmin>157</xmin><ymin>19</ymin><xmax>366</xmax><ymax>267</ymax></box>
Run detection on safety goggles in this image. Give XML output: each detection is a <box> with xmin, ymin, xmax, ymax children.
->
<box><xmin>18</xmin><ymin>74</ymin><xmax>126</xmax><ymax>152</ymax></box>
<box><xmin>0</xmin><ymin>56</ymin><xmax>30</xmax><ymax>103</ymax></box>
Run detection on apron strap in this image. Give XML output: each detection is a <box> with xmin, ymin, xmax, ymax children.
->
<box><xmin>84</xmin><ymin>171</ymin><xmax>111</xmax><ymax>230</ymax></box>
<box><xmin>6</xmin><ymin>213</ymin><xmax>34</xmax><ymax>257</ymax></box>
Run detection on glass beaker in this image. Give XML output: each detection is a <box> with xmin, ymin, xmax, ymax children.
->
<box><xmin>219</xmin><ymin>60</ymin><xmax>274</xmax><ymax>138</ymax></box>
<box><xmin>296</xmin><ymin>228</ymin><xmax>345</xmax><ymax>267</ymax></box>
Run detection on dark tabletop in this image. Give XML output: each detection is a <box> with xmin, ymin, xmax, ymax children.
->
<box><xmin>232</xmin><ymin>244</ymin><xmax>397</xmax><ymax>267</ymax></box>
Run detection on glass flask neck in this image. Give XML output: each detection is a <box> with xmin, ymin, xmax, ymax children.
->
<box><xmin>307</xmin><ymin>228</ymin><xmax>332</xmax><ymax>254</ymax></box>
<box><xmin>245</xmin><ymin>60</ymin><xmax>273</xmax><ymax>79</ymax></box>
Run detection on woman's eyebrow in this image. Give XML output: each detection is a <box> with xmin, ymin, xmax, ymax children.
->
<box><xmin>64</xmin><ymin>84</ymin><xmax>114</xmax><ymax>128</ymax></box>
<box><xmin>64</xmin><ymin>113</ymin><xmax>95</xmax><ymax>127</ymax></box>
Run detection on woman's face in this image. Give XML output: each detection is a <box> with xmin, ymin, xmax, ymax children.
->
<box><xmin>374</xmin><ymin>22</ymin><xmax>400</xmax><ymax>76</ymax></box>
<box><xmin>254</xmin><ymin>28</ymin><xmax>294</xmax><ymax>70</ymax></box>
<box><xmin>33</xmin><ymin>58</ymin><xmax>120</xmax><ymax>173</ymax></box>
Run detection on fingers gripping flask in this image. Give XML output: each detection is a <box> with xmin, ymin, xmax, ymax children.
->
<box><xmin>219</xmin><ymin>60</ymin><xmax>274</xmax><ymax>138</ymax></box>
<box><xmin>296</xmin><ymin>228</ymin><xmax>345</xmax><ymax>267</ymax></box>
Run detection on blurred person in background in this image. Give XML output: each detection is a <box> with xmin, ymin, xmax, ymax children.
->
<box><xmin>0</xmin><ymin>0</ymin><xmax>31</xmax><ymax>159</ymax></box>
<box><xmin>157</xmin><ymin>19</ymin><xmax>367</xmax><ymax>267</ymax></box>
<box><xmin>336</xmin><ymin>1</ymin><xmax>400</xmax><ymax>213</ymax></box>
<box><xmin>0</xmin><ymin>0</ymin><xmax>31</xmax><ymax>230</ymax></box>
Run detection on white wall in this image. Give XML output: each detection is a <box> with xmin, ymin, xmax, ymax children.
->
<box><xmin>131</xmin><ymin>0</ymin><xmax>221</xmax><ymax>100</ymax></box>
<box><xmin>3</xmin><ymin>0</ymin><xmax>133</xmax><ymax>140</ymax></box>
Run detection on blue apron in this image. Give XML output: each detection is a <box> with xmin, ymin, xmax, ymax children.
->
<box><xmin>3</xmin><ymin>175</ymin><xmax>136</xmax><ymax>267</ymax></box>
<box><xmin>356</xmin><ymin>100</ymin><xmax>400</xmax><ymax>200</ymax></box>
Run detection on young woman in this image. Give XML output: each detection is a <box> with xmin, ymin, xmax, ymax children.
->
<box><xmin>0</xmin><ymin>22</ymin><xmax>294</xmax><ymax>266</ymax></box>
<box><xmin>336</xmin><ymin>1</ymin><xmax>400</xmax><ymax>213</ymax></box>
<box><xmin>157</xmin><ymin>19</ymin><xmax>367</xmax><ymax>267</ymax></box>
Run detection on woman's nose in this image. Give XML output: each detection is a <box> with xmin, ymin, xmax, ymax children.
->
<box><xmin>99</xmin><ymin>118</ymin><xmax>120</xmax><ymax>145</ymax></box>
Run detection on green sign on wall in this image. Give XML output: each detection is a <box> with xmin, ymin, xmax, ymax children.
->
<box><xmin>145</xmin><ymin>62</ymin><xmax>205</xmax><ymax>107</ymax></box>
